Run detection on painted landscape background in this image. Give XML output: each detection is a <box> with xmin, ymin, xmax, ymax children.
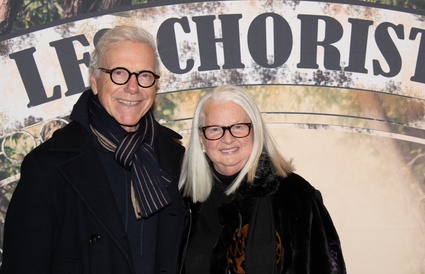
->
<box><xmin>1</xmin><ymin>1</ymin><xmax>425</xmax><ymax>273</ymax></box>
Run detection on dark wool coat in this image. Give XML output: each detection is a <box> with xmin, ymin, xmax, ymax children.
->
<box><xmin>182</xmin><ymin>156</ymin><xmax>346</xmax><ymax>274</ymax></box>
<box><xmin>0</xmin><ymin>90</ymin><xmax>185</xmax><ymax>274</ymax></box>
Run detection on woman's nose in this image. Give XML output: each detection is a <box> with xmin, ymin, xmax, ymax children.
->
<box><xmin>221</xmin><ymin>129</ymin><xmax>235</xmax><ymax>143</ymax></box>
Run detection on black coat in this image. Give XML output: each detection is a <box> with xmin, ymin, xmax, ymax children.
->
<box><xmin>0</xmin><ymin>91</ymin><xmax>185</xmax><ymax>274</ymax></box>
<box><xmin>183</xmin><ymin>156</ymin><xmax>346</xmax><ymax>274</ymax></box>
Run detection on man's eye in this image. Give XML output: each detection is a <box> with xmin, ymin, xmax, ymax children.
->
<box><xmin>113</xmin><ymin>70</ymin><xmax>126</xmax><ymax>76</ymax></box>
<box><xmin>208</xmin><ymin>127</ymin><xmax>221</xmax><ymax>133</ymax></box>
<box><xmin>140</xmin><ymin>72</ymin><xmax>152</xmax><ymax>79</ymax></box>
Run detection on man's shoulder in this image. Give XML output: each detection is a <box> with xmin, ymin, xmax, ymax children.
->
<box><xmin>156</xmin><ymin>124</ymin><xmax>185</xmax><ymax>152</ymax></box>
<box><xmin>158</xmin><ymin>124</ymin><xmax>183</xmax><ymax>140</ymax></box>
<box><xmin>50</xmin><ymin>122</ymin><xmax>91</xmax><ymax>149</ymax></box>
<box><xmin>28</xmin><ymin>121</ymin><xmax>91</xmax><ymax>158</ymax></box>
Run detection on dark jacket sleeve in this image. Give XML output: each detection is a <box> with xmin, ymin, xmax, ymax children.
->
<box><xmin>0</xmin><ymin>150</ymin><xmax>55</xmax><ymax>273</ymax></box>
<box><xmin>311</xmin><ymin>190</ymin><xmax>346</xmax><ymax>273</ymax></box>
<box><xmin>278</xmin><ymin>173</ymin><xmax>346</xmax><ymax>274</ymax></box>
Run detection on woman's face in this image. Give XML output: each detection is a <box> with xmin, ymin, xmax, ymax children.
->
<box><xmin>200</xmin><ymin>101</ymin><xmax>254</xmax><ymax>176</ymax></box>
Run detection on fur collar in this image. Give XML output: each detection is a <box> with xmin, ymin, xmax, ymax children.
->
<box><xmin>233</xmin><ymin>153</ymin><xmax>280</xmax><ymax>202</ymax></box>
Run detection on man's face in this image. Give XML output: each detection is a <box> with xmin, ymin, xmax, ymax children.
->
<box><xmin>90</xmin><ymin>40</ymin><xmax>157</xmax><ymax>132</ymax></box>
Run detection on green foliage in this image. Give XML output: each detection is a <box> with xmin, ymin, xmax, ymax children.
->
<box><xmin>3</xmin><ymin>132</ymin><xmax>36</xmax><ymax>162</ymax></box>
<box><xmin>363</xmin><ymin>0</ymin><xmax>425</xmax><ymax>10</ymax></box>
<box><xmin>13</xmin><ymin>0</ymin><xmax>425</xmax><ymax>32</ymax></box>
<box><xmin>154</xmin><ymin>93</ymin><xmax>177</xmax><ymax>122</ymax></box>
<box><xmin>14</xmin><ymin>0</ymin><xmax>151</xmax><ymax>31</ymax></box>
<box><xmin>16</xmin><ymin>0</ymin><xmax>62</xmax><ymax>30</ymax></box>
<box><xmin>133</xmin><ymin>0</ymin><xmax>151</xmax><ymax>3</ymax></box>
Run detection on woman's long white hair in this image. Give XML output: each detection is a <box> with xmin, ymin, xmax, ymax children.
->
<box><xmin>179</xmin><ymin>85</ymin><xmax>294</xmax><ymax>203</ymax></box>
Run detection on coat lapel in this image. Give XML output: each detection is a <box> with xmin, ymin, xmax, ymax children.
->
<box><xmin>51</xmin><ymin>122</ymin><xmax>133</xmax><ymax>264</ymax></box>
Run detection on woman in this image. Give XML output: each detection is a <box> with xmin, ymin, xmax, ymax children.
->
<box><xmin>179</xmin><ymin>85</ymin><xmax>346</xmax><ymax>274</ymax></box>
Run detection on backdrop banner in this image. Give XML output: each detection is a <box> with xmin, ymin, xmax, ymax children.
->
<box><xmin>1</xmin><ymin>1</ymin><xmax>425</xmax><ymax>273</ymax></box>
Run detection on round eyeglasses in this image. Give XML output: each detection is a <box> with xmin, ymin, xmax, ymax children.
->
<box><xmin>200</xmin><ymin>123</ymin><xmax>252</xmax><ymax>140</ymax></box>
<box><xmin>98</xmin><ymin>67</ymin><xmax>160</xmax><ymax>88</ymax></box>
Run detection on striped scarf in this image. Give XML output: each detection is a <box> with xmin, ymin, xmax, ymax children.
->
<box><xmin>88</xmin><ymin>93</ymin><xmax>171</xmax><ymax>219</ymax></box>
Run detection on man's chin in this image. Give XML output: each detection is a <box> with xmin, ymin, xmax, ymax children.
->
<box><xmin>120</xmin><ymin>122</ymin><xmax>140</xmax><ymax>132</ymax></box>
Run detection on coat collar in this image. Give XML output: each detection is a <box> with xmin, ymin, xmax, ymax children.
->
<box><xmin>233</xmin><ymin>153</ymin><xmax>280</xmax><ymax>202</ymax></box>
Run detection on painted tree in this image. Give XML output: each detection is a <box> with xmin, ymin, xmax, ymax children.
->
<box><xmin>0</xmin><ymin>0</ymin><xmax>134</xmax><ymax>35</ymax></box>
<box><xmin>63</xmin><ymin>0</ymin><xmax>131</xmax><ymax>17</ymax></box>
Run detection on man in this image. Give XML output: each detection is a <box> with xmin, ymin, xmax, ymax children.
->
<box><xmin>0</xmin><ymin>25</ymin><xmax>185</xmax><ymax>274</ymax></box>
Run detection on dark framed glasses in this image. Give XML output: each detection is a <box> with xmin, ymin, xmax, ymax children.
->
<box><xmin>98</xmin><ymin>67</ymin><xmax>160</xmax><ymax>88</ymax></box>
<box><xmin>200</xmin><ymin>123</ymin><xmax>252</xmax><ymax>140</ymax></box>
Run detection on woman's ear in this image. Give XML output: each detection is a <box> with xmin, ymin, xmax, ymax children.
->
<box><xmin>199</xmin><ymin>136</ymin><xmax>206</xmax><ymax>152</ymax></box>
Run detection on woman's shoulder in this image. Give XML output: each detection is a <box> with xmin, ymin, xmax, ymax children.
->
<box><xmin>277</xmin><ymin>172</ymin><xmax>320</xmax><ymax>199</ymax></box>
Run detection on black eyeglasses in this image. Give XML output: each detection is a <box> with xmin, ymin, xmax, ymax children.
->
<box><xmin>200</xmin><ymin>123</ymin><xmax>252</xmax><ymax>140</ymax></box>
<box><xmin>98</xmin><ymin>67</ymin><xmax>160</xmax><ymax>88</ymax></box>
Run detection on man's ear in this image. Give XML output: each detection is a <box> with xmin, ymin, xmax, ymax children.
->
<box><xmin>90</xmin><ymin>75</ymin><xmax>98</xmax><ymax>94</ymax></box>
